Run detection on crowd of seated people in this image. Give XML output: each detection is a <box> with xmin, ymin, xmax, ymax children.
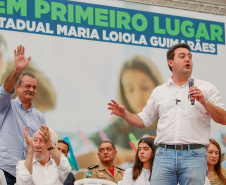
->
<box><xmin>1</xmin><ymin>129</ymin><xmax>226</xmax><ymax>185</ymax></box>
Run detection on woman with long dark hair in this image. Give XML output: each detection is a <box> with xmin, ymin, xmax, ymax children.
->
<box><xmin>120</xmin><ymin>137</ymin><xmax>157</xmax><ymax>185</ymax></box>
<box><xmin>207</xmin><ymin>139</ymin><xmax>226</xmax><ymax>184</ymax></box>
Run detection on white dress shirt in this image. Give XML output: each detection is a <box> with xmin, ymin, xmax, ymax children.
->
<box><xmin>121</xmin><ymin>168</ymin><xmax>150</xmax><ymax>185</ymax></box>
<box><xmin>16</xmin><ymin>154</ymin><xmax>71</xmax><ymax>185</ymax></box>
<box><xmin>138</xmin><ymin>77</ymin><xmax>225</xmax><ymax>145</ymax></box>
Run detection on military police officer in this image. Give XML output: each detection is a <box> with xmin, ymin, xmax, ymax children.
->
<box><xmin>86</xmin><ymin>141</ymin><xmax>124</xmax><ymax>183</ymax></box>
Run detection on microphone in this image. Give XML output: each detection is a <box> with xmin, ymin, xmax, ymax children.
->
<box><xmin>188</xmin><ymin>77</ymin><xmax>195</xmax><ymax>105</ymax></box>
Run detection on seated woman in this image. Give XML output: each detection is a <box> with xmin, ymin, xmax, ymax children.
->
<box><xmin>120</xmin><ymin>137</ymin><xmax>157</xmax><ymax>185</ymax></box>
<box><xmin>207</xmin><ymin>139</ymin><xmax>226</xmax><ymax>184</ymax></box>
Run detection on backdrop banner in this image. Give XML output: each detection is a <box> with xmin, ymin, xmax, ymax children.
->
<box><xmin>0</xmin><ymin>0</ymin><xmax>226</xmax><ymax>173</ymax></box>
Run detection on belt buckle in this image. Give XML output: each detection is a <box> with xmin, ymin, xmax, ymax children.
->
<box><xmin>176</xmin><ymin>145</ymin><xmax>183</xmax><ymax>150</ymax></box>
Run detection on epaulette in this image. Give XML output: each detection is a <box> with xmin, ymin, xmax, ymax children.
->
<box><xmin>116</xmin><ymin>166</ymin><xmax>125</xmax><ymax>171</ymax></box>
<box><xmin>88</xmin><ymin>165</ymin><xmax>99</xmax><ymax>169</ymax></box>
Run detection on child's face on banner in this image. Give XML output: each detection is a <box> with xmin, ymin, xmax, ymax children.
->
<box><xmin>122</xmin><ymin>69</ymin><xmax>156</xmax><ymax>113</ymax></box>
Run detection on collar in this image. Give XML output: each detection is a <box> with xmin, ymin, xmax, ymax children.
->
<box><xmin>98</xmin><ymin>162</ymin><xmax>115</xmax><ymax>178</ymax></box>
<box><xmin>15</xmin><ymin>97</ymin><xmax>33</xmax><ymax>112</ymax></box>
<box><xmin>98</xmin><ymin>162</ymin><xmax>109</xmax><ymax>171</ymax></box>
<box><xmin>167</xmin><ymin>76</ymin><xmax>174</xmax><ymax>85</ymax></box>
<box><xmin>167</xmin><ymin>76</ymin><xmax>195</xmax><ymax>86</ymax></box>
<box><xmin>33</xmin><ymin>157</ymin><xmax>53</xmax><ymax>166</ymax></box>
<box><xmin>99</xmin><ymin>162</ymin><xmax>121</xmax><ymax>172</ymax></box>
<box><xmin>99</xmin><ymin>162</ymin><xmax>114</xmax><ymax>171</ymax></box>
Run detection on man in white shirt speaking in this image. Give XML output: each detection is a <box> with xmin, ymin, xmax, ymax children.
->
<box><xmin>107</xmin><ymin>43</ymin><xmax>226</xmax><ymax>185</ymax></box>
<box><xmin>16</xmin><ymin>125</ymin><xmax>71</xmax><ymax>185</ymax></box>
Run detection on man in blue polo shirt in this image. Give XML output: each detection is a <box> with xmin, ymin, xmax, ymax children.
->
<box><xmin>0</xmin><ymin>45</ymin><xmax>46</xmax><ymax>185</ymax></box>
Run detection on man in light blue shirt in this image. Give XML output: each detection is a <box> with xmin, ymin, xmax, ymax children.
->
<box><xmin>0</xmin><ymin>45</ymin><xmax>46</xmax><ymax>185</ymax></box>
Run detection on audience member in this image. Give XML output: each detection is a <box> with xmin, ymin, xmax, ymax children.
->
<box><xmin>207</xmin><ymin>139</ymin><xmax>226</xmax><ymax>184</ymax></box>
<box><xmin>120</xmin><ymin>137</ymin><xmax>157</xmax><ymax>185</ymax></box>
<box><xmin>16</xmin><ymin>125</ymin><xmax>71</xmax><ymax>185</ymax></box>
<box><xmin>0</xmin><ymin>45</ymin><xmax>46</xmax><ymax>185</ymax></box>
<box><xmin>86</xmin><ymin>141</ymin><xmax>124</xmax><ymax>183</ymax></box>
<box><xmin>58</xmin><ymin>140</ymin><xmax>76</xmax><ymax>185</ymax></box>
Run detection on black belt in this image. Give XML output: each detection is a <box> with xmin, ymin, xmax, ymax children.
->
<box><xmin>158</xmin><ymin>144</ymin><xmax>205</xmax><ymax>150</ymax></box>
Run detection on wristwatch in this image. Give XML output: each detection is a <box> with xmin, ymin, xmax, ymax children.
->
<box><xmin>47</xmin><ymin>144</ymin><xmax>56</xmax><ymax>151</ymax></box>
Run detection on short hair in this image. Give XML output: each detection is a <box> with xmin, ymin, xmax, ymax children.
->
<box><xmin>17</xmin><ymin>73</ymin><xmax>37</xmax><ymax>86</ymax></box>
<box><xmin>166</xmin><ymin>43</ymin><xmax>191</xmax><ymax>71</ymax></box>
<box><xmin>98</xmin><ymin>141</ymin><xmax>116</xmax><ymax>151</ymax></box>
<box><xmin>58</xmin><ymin>140</ymin><xmax>69</xmax><ymax>154</ymax></box>
<box><xmin>33</xmin><ymin>128</ymin><xmax>58</xmax><ymax>147</ymax></box>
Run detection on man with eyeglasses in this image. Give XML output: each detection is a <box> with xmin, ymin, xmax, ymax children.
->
<box><xmin>86</xmin><ymin>141</ymin><xmax>124</xmax><ymax>183</ymax></box>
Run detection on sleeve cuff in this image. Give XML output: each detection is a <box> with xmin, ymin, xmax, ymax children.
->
<box><xmin>58</xmin><ymin>154</ymin><xmax>71</xmax><ymax>182</ymax></box>
<box><xmin>0</xmin><ymin>84</ymin><xmax>15</xmax><ymax>95</ymax></box>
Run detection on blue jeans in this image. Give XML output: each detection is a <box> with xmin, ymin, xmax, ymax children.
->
<box><xmin>150</xmin><ymin>146</ymin><xmax>208</xmax><ymax>185</ymax></box>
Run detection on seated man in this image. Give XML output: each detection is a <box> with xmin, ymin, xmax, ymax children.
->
<box><xmin>57</xmin><ymin>140</ymin><xmax>76</xmax><ymax>185</ymax></box>
<box><xmin>16</xmin><ymin>125</ymin><xmax>71</xmax><ymax>185</ymax></box>
<box><xmin>86</xmin><ymin>141</ymin><xmax>124</xmax><ymax>184</ymax></box>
